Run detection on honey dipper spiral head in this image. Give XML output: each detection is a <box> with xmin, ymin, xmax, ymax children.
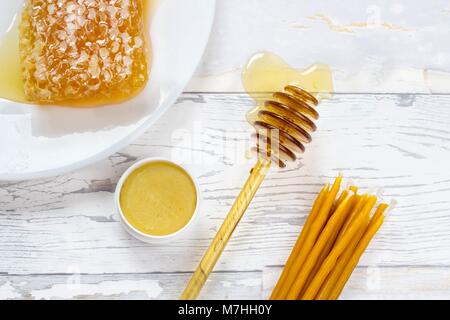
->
<box><xmin>251</xmin><ymin>85</ymin><xmax>319</xmax><ymax>168</ymax></box>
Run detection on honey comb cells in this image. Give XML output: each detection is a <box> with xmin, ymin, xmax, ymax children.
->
<box><xmin>19</xmin><ymin>0</ymin><xmax>149</xmax><ymax>105</ymax></box>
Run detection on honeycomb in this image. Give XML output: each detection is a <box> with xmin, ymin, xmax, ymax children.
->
<box><xmin>19</xmin><ymin>0</ymin><xmax>149</xmax><ymax>106</ymax></box>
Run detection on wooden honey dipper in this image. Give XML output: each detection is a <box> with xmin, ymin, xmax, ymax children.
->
<box><xmin>181</xmin><ymin>85</ymin><xmax>320</xmax><ymax>300</ymax></box>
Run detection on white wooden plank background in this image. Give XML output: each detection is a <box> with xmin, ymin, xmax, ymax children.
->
<box><xmin>189</xmin><ymin>0</ymin><xmax>450</xmax><ymax>93</ymax></box>
<box><xmin>2</xmin><ymin>0</ymin><xmax>450</xmax><ymax>299</ymax></box>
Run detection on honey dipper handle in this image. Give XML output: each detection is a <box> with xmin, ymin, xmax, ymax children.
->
<box><xmin>181</xmin><ymin>159</ymin><xmax>271</xmax><ymax>300</ymax></box>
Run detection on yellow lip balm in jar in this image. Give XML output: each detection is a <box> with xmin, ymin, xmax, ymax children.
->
<box><xmin>115</xmin><ymin>158</ymin><xmax>199</xmax><ymax>242</ymax></box>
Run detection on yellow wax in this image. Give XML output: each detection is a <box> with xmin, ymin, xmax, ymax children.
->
<box><xmin>271</xmin><ymin>183</ymin><xmax>330</xmax><ymax>300</ymax></box>
<box><xmin>120</xmin><ymin>161</ymin><xmax>197</xmax><ymax>236</ymax></box>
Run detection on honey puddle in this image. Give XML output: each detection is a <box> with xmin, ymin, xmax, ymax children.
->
<box><xmin>0</xmin><ymin>17</ymin><xmax>23</xmax><ymax>104</ymax></box>
<box><xmin>242</xmin><ymin>51</ymin><xmax>334</xmax><ymax>123</ymax></box>
<box><xmin>0</xmin><ymin>0</ymin><xmax>155</xmax><ymax>107</ymax></box>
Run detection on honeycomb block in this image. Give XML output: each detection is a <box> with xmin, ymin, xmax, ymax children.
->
<box><xmin>19</xmin><ymin>0</ymin><xmax>149</xmax><ymax>105</ymax></box>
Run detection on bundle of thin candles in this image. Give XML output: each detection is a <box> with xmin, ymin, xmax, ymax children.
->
<box><xmin>270</xmin><ymin>174</ymin><xmax>391</xmax><ymax>300</ymax></box>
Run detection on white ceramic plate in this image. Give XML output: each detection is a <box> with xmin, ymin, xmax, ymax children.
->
<box><xmin>0</xmin><ymin>0</ymin><xmax>216</xmax><ymax>181</ymax></box>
